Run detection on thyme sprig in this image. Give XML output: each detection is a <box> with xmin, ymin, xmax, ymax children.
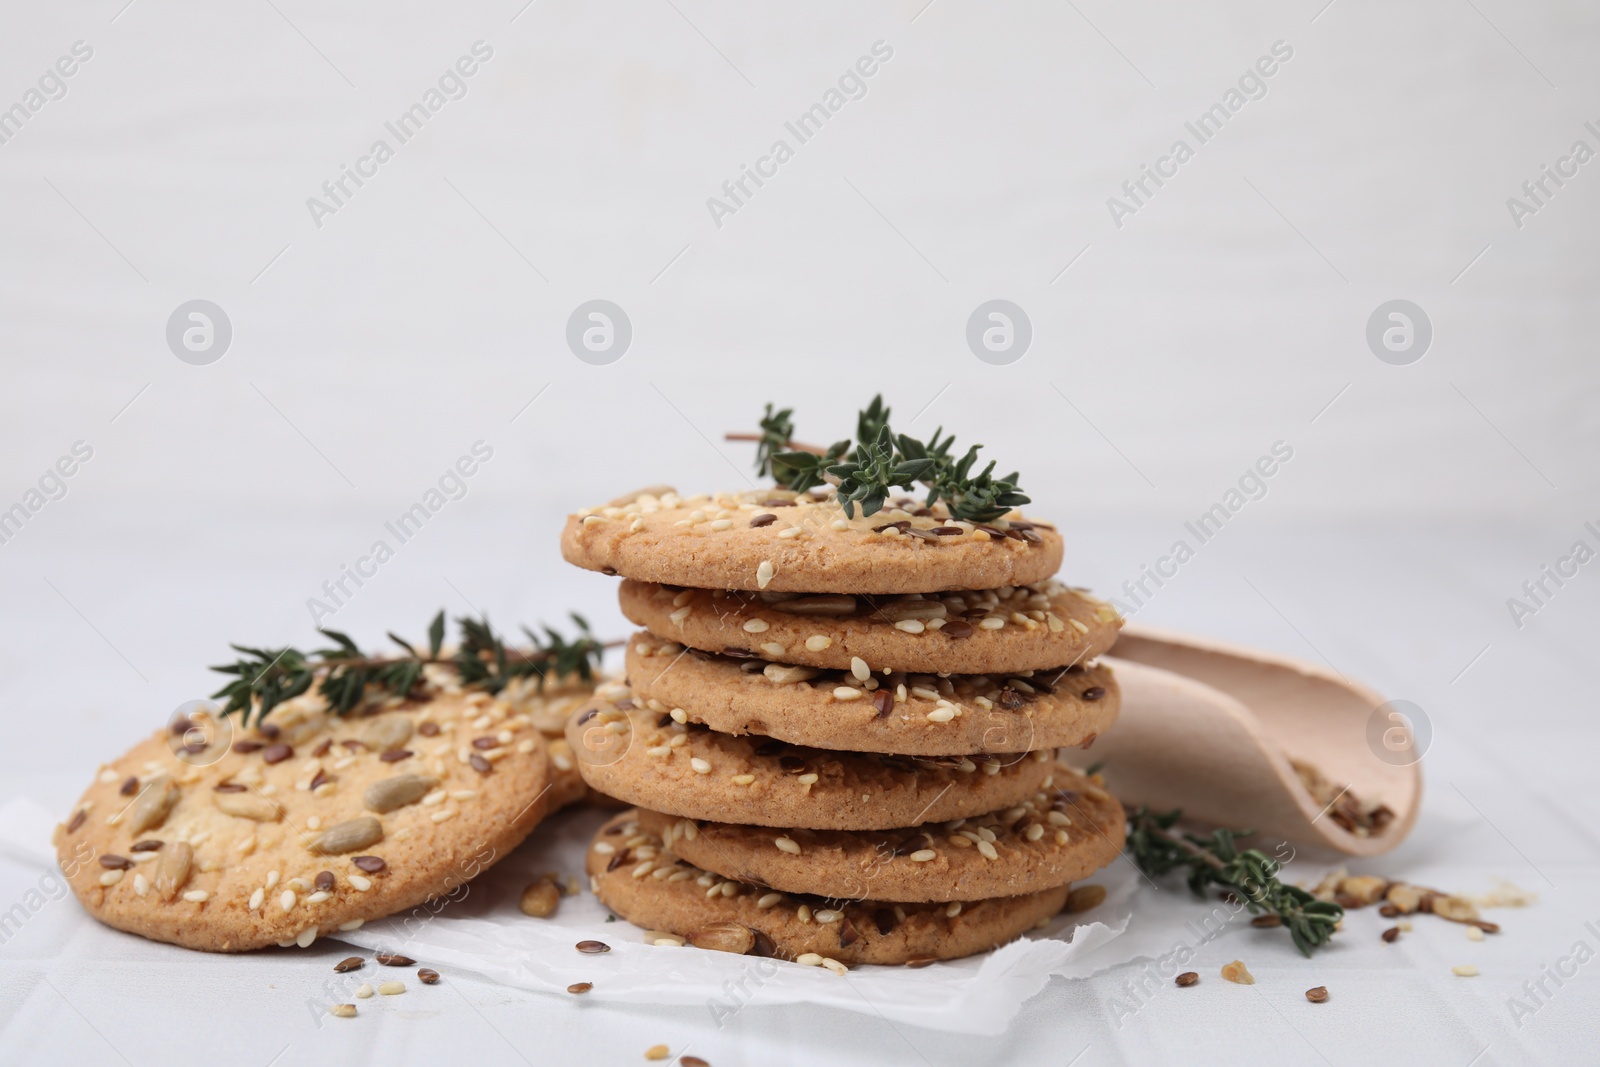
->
<box><xmin>210</xmin><ymin>611</ymin><xmax>606</xmax><ymax>726</ymax></box>
<box><xmin>730</xmin><ymin>395</ymin><xmax>1030</xmax><ymax>522</ymax></box>
<box><xmin>1126</xmin><ymin>806</ymin><xmax>1344</xmax><ymax>957</ymax></box>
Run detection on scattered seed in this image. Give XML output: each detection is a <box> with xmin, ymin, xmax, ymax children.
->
<box><xmin>645</xmin><ymin>1046</ymin><xmax>670</xmax><ymax>1062</ymax></box>
<box><xmin>375</xmin><ymin>953</ymin><xmax>416</xmax><ymax>966</ymax></box>
<box><xmin>330</xmin><ymin>1003</ymin><xmax>357</xmax><ymax>1018</ymax></box>
<box><xmin>418</xmin><ymin>968</ymin><xmax>440</xmax><ymax>985</ymax></box>
<box><xmin>750</xmin><ymin>513</ymin><xmax>777</xmax><ymax>528</ymax></box>
<box><xmin>1382</xmin><ymin>926</ymin><xmax>1401</xmax><ymax>943</ymax></box>
<box><xmin>65</xmin><ymin>809</ymin><xmax>87</xmax><ymax>834</ymax></box>
<box><xmin>352</xmin><ymin>855</ymin><xmax>387</xmax><ymax>873</ymax></box>
<box><xmin>1251</xmin><ymin>914</ymin><xmax>1282</xmax><ymax>928</ymax></box>
<box><xmin>469</xmin><ymin>754</ymin><xmax>493</xmax><ymax>775</ymax></box>
<box><xmin>1452</xmin><ymin>965</ymin><xmax>1480</xmax><ymax>977</ymax></box>
<box><xmin>261</xmin><ymin>743</ymin><xmax>294</xmax><ymax>764</ymax></box>
<box><xmin>380</xmin><ymin>749</ymin><xmax>414</xmax><ymax>763</ymax></box>
<box><xmin>905</xmin><ymin>956</ymin><xmax>937</xmax><ymax>969</ymax></box>
<box><xmin>354</xmin><ymin>983</ymin><xmax>374</xmax><ymax>999</ymax></box>
<box><xmin>1175</xmin><ymin>971</ymin><xmax>1199</xmax><ymax>987</ymax></box>
<box><xmin>99</xmin><ymin>854</ymin><xmax>132</xmax><ymax>870</ymax></box>
<box><xmin>1220</xmin><ymin>960</ymin><xmax>1254</xmax><ymax>985</ymax></box>
<box><xmin>521</xmin><ymin>880</ymin><xmax>561</xmax><ymax>918</ymax></box>
<box><xmin>1082</xmin><ymin>687</ymin><xmax>1106</xmax><ymax>701</ymax></box>
<box><xmin>567</xmin><ymin>982</ymin><xmax>593</xmax><ymax>994</ymax></box>
<box><xmin>334</xmin><ymin>956</ymin><xmax>365</xmax><ymax>973</ymax></box>
<box><xmin>1305</xmin><ymin>986</ymin><xmax>1329</xmax><ymax>1003</ymax></box>
<box><xmin>577</xmin><ymin>940</ymin><xmax>611</xmax><ymax>954</ymax></box>
<box><xmin>378</xmin><ymin>981</ymin><xmax>406</xmax><ymax>996</ymax></box>
<box><xmin>774</xmin><ymin>836</ymin><xmax>802</xmax><ymax>855</ymax></box>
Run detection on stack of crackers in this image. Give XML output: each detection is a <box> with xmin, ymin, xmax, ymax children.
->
<box><xmin>562</xmin><ymin>486</ymin><xmax>1127</xmax><ymax>969</ymax></box>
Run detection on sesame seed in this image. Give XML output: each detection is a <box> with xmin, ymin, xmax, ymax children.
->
<box><xmin>833</xmin><ymin>687</ymin><xmax>863</xmax><ymax>701</ymax></box>
<box><xmin>690</xmin><ymin>757</ymin><xmax>712</xmax><ymax>774</ymax></box>
<box><xmin>710</xmin><ymin>519</ymin><xmax>733</xmax><ymax>531</ymax></box>
<box><xmin>813</xmin><ymin>909</ymin><xmax>841</xmax><ymax>923</ymax></box>
<box><xmin>850</xmin><ymin>657</ymin><xmax>871</xmax><ymax>681</ymax></box>
<box><xmin>760</xmin><ymin>641</ymin><xmax>787</xmax><ymax>657</ymax></box>
<box><xmin>98</xmin><ymin>869</ymin><xmax>123</xmax><ymax>887</ymax></box>
<box><xmin>946</xmin><ymin>902</ymin><xmax>963</xmax><ymax>918</ymax></box>
<box><xmin>182</xmin><ymin>889</ymin><xmax>209</xmax><ymax>903</ymax></box>
<box><xmin>796</xmin><ymin>952</ymin><xmax>824</xmax><ymax>967</ymax></box>
<box><xmin>797</xmin><ymin>904</ymin><xmax>812</xmax><ymax>923</ymax></box>
<box><xmin>821</xmin><ymin>958</ymin><xmax>848</xmax><ymax>976</ymax></box>
<box><xmin>756</xmin><ymin>561</ymin><xmax>776</xmax><ymax>588</ymax></box>
<box><xmin>775</xmin><ymin>836</ymin><xmax>802</xmax><ymax>855</ymax></box>
<box><xmin>731</xmin><ymin>774</ymin><xmax>755</xmax><ymax>785</ymax></box>
<box><xmin>893</xmin><ymin>620</ymin><xmax>925</xmax><ymax>634</ymax></box>
<box><xmin>926</xmin><ymin>707</ymin><xmax>956</xmax><ymax>723</ymax></box>
<box><xmin>1054</xmin><ymin>829</ymin><xmax>1069</xmax><ymax>845</ymax></box>
<box><xmin>1047</xmin><ymin>811</ymin><xmax>1072</xmax><ymax>827</ymax></box>
<box><xmin>779</xmin><ymin>526</ymin><xmax>803</xmax><ymax>539</ymax></box>
<box><xmin>582</xmin><ymin>515</ymin><xmax>603</xmax><ymax>527</ymax></box>
<box><xmin>431</xmin><ymin>810</ymin><xmax>456</xmax><ymax>823</ymax></box>
<box><xmin>669</xmin><ymin>607</ymin><xmax>691</xmax><ymax>625</ymax></box>
<box><xmin>742</xmin><ymin>619</ymin><xmax>769</xmax><ymax>633</ymax></box>
<box><xmin>1025</xmin><ymin>824</ymin><xmax>1045</xmax><ymax>841</ymax></box>
<box><xmin>646</xmin><ymin>746</ymin><xmax>671</xmax><ymax>758</ymax></box>
<box><xmin>280</xmin><ymin>890</ymin><xmax>296</xmax><ymax>912</ymax></box>
<box><xmin>348</xmin><ymin>875</ymin><xmax>372</xmax><ymax>891</ymax></box>
<box><xmin>977</xmin><ymin>840</ymin><xmax>999</xmax><ymax>860</ymax></box>
<box><xmin>1453</xmin><ymin>965</ymin><xmax>1480</xmax><ymax>977</ymax></box>
<box><xmin>796</xmin><ymin>773</ymin><xmax>818</xmax><ymax>785</ymax></box>
<box><xmin>831</xmin><ymin>519</ymin><xmax>849</xmax><ymax>530</ymax></box>
<box><xmin>979</xmin><ymin>617</ymin><xmax>1006</xmax><ymax>630</ymax></box>
<box><xmin>910</xmin><ymin>849</ymin><xmax>937</xmax><ymax>862</ymax></box>
<box><xmin>805</xmin><ymin>635</ymin><xmax>832</xmax><ymax>652</ymax></box>
<box><xmin>378</xmin><ymin>981</ymin><xmax>406</xmax><ymax>996</ymax></box>
<box><xmin>593</xmin><ymin>841</ymin><xmax>616</xmax><ymax>855</ymax></box>
<box><xmin>757</xmin><ymin>892</ymin><xmax>783</xmax><ymax>909</ymax></box>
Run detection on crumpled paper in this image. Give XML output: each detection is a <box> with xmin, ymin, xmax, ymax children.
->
<box><xmin>2</xmin><ymin>799</ymin><xmax>1136</xmax><ymax>1035</ymax></box>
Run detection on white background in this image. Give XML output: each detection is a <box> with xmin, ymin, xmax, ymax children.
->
<box><xmin>1</xmin><ymin>1</ymin><xmax>1597</xmax><ymax>1064</ymax></box>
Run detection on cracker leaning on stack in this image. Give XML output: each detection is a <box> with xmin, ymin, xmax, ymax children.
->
<box><xmin>54</xmin><ymin>613</ymin><xmax>602</xmax><ymax>952</ymax></box>
<box><xmin>562</xmin><ymin>404</ymin><xmax>1127</xmax><ymax>968</ymax></box>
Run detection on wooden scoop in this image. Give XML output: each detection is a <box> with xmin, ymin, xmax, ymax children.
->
<box><xmin>1094</xmin><ymin>624</ymin><xmax>1421</xmax><ymax>857</ymax></box>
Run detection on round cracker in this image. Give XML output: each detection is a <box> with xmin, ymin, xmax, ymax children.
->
<box><xmin>586</xmin><ymin>810</ymin><xmax>1071</xmax><ymax>966</ymax></box>
<box><xmin>562</xmin><ymin>488</ymin><xmax>1063</xmax><ymax>595</ymax></box>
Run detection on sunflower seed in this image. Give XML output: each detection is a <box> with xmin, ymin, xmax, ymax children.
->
<box><xmin>363</xmin><ymin>774</ymin><xmax>439</xmax><ymax>814</ymax></box>
<box><xmin>213</xmin><ymin>792</ymin><xmax>283</xmax><ymax>822</ymax></box>
<box><xmin>153</xmin><ymin>841</ymin><xmax>194</xmax><ymax>901</ymax></box>
<box><xmin>307</xmin><ymin>816</ymin><xmax>384</xmax><ymax>855</ymax></box>
<box><xmin>128</xmin><ymin>775</ymin><xmax>180</xmax><ymax>836</ymax></box>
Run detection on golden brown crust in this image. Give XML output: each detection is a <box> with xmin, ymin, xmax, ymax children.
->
<box><xmin>623</xmin><ymin>635</ymin><xmax>1118</xmax><ymax>756</ymax></box>
<box><xmin>55</xmin><ymin>689</ymin><xmax>554</xmax><ymax>952</ymax></box>
<box><xmin>620</xmin><ymin>580</ymin><xmax>1120</xmax><ymax>675</ymax></box>
<box><xmin>586</xmin><ymin>811</ymin><xmax>1070</xmax><ymax>965</ymax></box>
<box><xmin>636</xmin><ymin>765</ymin><xmax>1125</xmax><ymax>902</ymax></box>
<box><xmin>566</xmin><ymin>684</ymin><xmax>1057</xmax><ymax>829</ymax></box>
<box><xmin>561</xmin><ymin>489</ymin><xmax>1063</xmax><ymax>595</ymax></box>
